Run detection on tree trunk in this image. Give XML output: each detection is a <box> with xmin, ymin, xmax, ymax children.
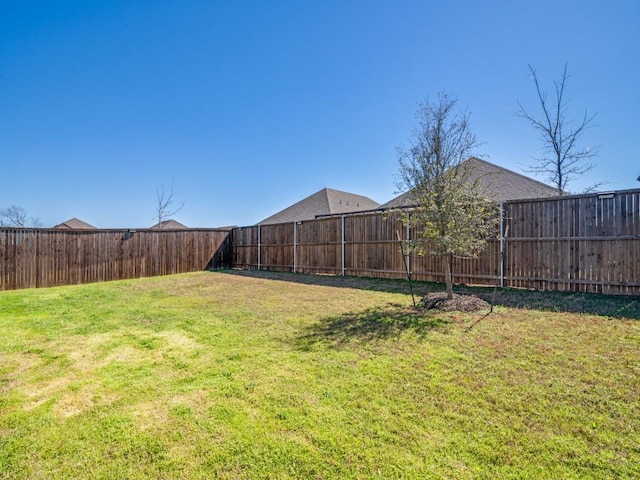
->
<box><xmin>444</xmin><ymin>253</ymin><xmax>454</xmax><ymax>299</ymax></box>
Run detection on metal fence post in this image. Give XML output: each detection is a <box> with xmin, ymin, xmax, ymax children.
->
<box><xmin>406</xmin><ymin>211</ymin><xmax>411</xmax><ymax>275</ymax></box>
<box><xmin>293</xmin><ymin>221</ymin><xmax>297</xmax><ymax>273</ymax></box>
<box><xmin>341</xmin><ymin>215</ymin><xmax>345</xmax><ymax>276</ymax></box>
<box><xmin>499</xmin><ymin>202</ymin><xmax>505</xmax><ymax>288</ymax></box>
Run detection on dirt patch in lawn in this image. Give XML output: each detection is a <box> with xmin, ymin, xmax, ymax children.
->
<box><xmin>421</xmin><ymin>292</ymin><xmax>490</xmax><ymax>312</ymax></box>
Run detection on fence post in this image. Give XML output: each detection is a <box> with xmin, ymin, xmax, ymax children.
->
<box><xmin>293</xmin><ymin>221</ymin><xmax>297</xmax><ymax>273</ymax></box>
<box><xmin>341</xmin><ymin>215</ymin><xmax>345</xmax><ymax>276</ymax></box>
<box><xmin>35</xmin><ymin>230</ymin><xmax>40</xmax><ymax>288</ymax></box>
<box><xmin>257</xmin><ymin>225</ymin><xmax>261</xmax><ymax>271</ymax></box>
<box><xmin>499</xmin><ymin>202</ymin><xmax>505</xmax><ymax>288</ymax></box>
<box><xmin>406</xmin><ymin>211</ymin><xmax>411</xmax><ymax>276</ymax></box>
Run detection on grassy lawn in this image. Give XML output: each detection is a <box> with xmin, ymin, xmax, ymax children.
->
<box><xmin>1</xmin><ymin>270</ymin><xmax>639</xmax><ymax>479</ymax></box>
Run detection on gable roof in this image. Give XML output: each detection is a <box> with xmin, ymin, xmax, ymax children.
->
<box><xmin>259</xmin><ymin>188</ymin><xmax>380</xmax><ymax>225</ymax></box>
<box><xmin>53</xmin><ymin>217</ymin><xmax>97</xmax><ymax>229</ymax></box>
<box><xmin>149</xmin><ymin>219</ymin><xmax>189</xmax><ymax>230</ymax></box>
<box><xmin>381</xmin><ymin>157</ymin><xmax>560</xmax><ymax>208</ymax></box>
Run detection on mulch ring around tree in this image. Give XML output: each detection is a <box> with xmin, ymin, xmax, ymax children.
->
<box><xmin>421</xmin><ymin>292</ymin><xmax>490</xmax><ymax>313</ymax></box>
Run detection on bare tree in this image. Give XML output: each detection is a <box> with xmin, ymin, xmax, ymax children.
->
<box><xmin>515</xmin><ymin>63</ymin><xmax>600</xmax><ymax>194</ymax></box>
<box><xmin>396</xmin><ymin>93</ymin><xmax>499</xmax><ymax>300</ymax></box>
<box><xmin>153</xmin><ymin>180</ymin><xmax>184</xmax><ymax>224</ymax></box>
<box><xmin>0</xmin><ymin>205</ymin><xmax>42</xmax><ymax>227</ymax></box>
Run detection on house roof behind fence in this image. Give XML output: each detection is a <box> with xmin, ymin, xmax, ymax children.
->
<box><xmin>149</xmin><ymin>219</ymin><xmax>189</xmax><ymax>229</ymax></box>
<box><xmin>53</xmin><ymin>217</ymin><xmax>97</xmax><ymax>229</ymax></box>
<box><xmin>258</xmin><ymin>188</ymin><xmax>380</xmax><ymax>225</ymax></box>
<box><xmin>381</xmin><ymin>157</ymin><xmax>560</xmax><ymax>208</ymax></box>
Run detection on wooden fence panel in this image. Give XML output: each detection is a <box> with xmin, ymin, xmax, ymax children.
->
<box><xmin>500</xmin><ymin>190</ymin><xmax>640</xmax><ymax>294</ymax></box>
<box><xmin>296</xmin><ymin>218</ymin><xmax>342</xmax><ymax>274</ymax></box>
<box><xmin>345</xmin><ymin>212</ymin><xmax>405</xmax><ymax>278</ymax></box>
<box><xmin>0</xmin><ymin>228</ymin><xmax>232</xmax><ymax>291</ymax></box>
<box><xmin>260</xmin><ymin>223</ymin><xmax>295</xmax><ymax>272</ymax></box>
<box><xmin>229</xmin><ymin>189</ymin><xmax>640</xmax><ymax>295</ymax></box>
<box><xmin>232</xmin><ymin>227</ymin><xmax>258</xmax><ymax>269</ymax></box>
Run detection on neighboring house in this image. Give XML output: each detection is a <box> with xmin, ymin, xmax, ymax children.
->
<box><xmin>53</xmin><ymin>218</ymin><xmax>97</xmax><ymax>229</ymax></box>
<box><xmin>149</xmin><ymin>219</ymin><xmax>189</xmax><ymax>230</ymax></box>
<box><xmin>381</xmin><ymin>157</ymin><xmax>560</xmax><ymax>208</ymax></box>
<box><xmin>258</xmin><ymin>188</ymin><xmax>380</xmax><ymax>225</ymax></box>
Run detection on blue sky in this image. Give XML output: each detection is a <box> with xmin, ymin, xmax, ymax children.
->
<box><xmin>1</xmin><ymin>0</ymin><xmax>639</xmax><ymax>228</ymax></box>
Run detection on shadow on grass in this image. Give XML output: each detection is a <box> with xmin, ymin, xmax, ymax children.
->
<box><xmin>460</xmin><ymin>286</ymin><xmax>640</xmax><ymax>320</ymax></box>
<box><xmin>215</xmin><ymin>269</ymin><xmax>640</xmax><ymax>320</ymax></box>
<box><xmin>296</xmin><ymin>303</ymin><xmax>449</xmax><ymax>350</ymax></box>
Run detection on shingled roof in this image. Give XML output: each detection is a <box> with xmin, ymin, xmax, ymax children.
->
<box><xmin>381</xmin><ymin>157</ymin><xmax>559</xmax><ymax>208</ymax></box>
<box><xmin>53</xmin><ymin>217</ymin><xmax>97</xmax><ymax>229</ymax></box>
<box><xmin>149</xmin><ymin>219</ymin><xmax>188</xmax><ymax>230</ymax></box>
<box><xmin>259</xmin><ymin>188</ymin><xmax>380</xmax><ymax>225</ymax></box>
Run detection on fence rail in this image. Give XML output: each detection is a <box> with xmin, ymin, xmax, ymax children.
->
<box><xmin>0</xmin><ymin>228</ymin><xmax>232</xmax><ymax>291</ymax></box>
<box><xmin>233</xmin><ymin>189</ymin><xmax>640</xmax><ymax>295</ymax></box>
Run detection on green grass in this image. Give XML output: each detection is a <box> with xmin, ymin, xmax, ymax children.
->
<box><xmin>0</xmin><ymin>270</ymin><xmax>638</xmax><ymax>479</ymax></box>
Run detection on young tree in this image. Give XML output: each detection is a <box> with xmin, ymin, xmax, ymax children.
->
<box><xmin>396</xmin><ymin>93</ymin><xmax>499</xmax><ymax>300</ymax></box>
<box><xmin>153</xmin><ymin>180</ymin><xmax>184</xmax><ymax>224</ymax></box>
<box><xmin>515</xmin><ymin>63</ymin><xmax>599</xmax><ymax>194</ymax></box>
<box><xmin>0</xmin><ymin>205</ymin><xmax>42</xmax><ymax>227</ymax></box>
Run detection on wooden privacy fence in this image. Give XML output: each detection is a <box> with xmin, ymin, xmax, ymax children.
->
<box><xmin>0</xmin><ymin>228</ymin><xmax>232</xmax><ymax>291</ymax></box>
<box><xmin>3</xmin><ymin>189</ymin><xmax>639</xmax><ymax>294</ymax></box>
<box><xmin>233</xmin><ymin>189</ymin><xmax>640</xmax><ymax>295</ymax></box>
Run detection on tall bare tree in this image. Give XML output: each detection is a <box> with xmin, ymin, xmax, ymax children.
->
<box><xmin>0</xmin><ymin>205</ymin><xmax>42</xmax><ymax>227</ymax></box>
<box><xmin>396</xmin><ymin>93</ymin><xmax>499</xmax><ymax>299</ymax></box>
<box><xmin>153</xmin><ymin>180</ymin><xmax>184</xmax><ymax>224</ymax></box>
<box><xmin>515</xmin><ymin>63</ymin><xmax>599</xmax><ymax>194</ymax></box>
